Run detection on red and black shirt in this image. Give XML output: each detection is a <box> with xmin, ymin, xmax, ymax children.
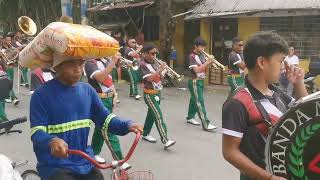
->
<box><xmin>222</xmin><ymin>76</ymin><xmax>294</xmax><ymax>168</ymax></box>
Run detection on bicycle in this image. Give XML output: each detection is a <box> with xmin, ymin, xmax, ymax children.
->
<box><xmin>0</xmin><ymin>116</ymin><xmax>41</xmax><ymax>180</ymax></box>
<box><xmin>67</xmin><ymin>132</ymin><xmax>154</xmax><ymax>180</ymax></box>
<box><xmin>0</xmin><ymin>116</ymin><xmax>27</xmax><ymax>135</ymax></box>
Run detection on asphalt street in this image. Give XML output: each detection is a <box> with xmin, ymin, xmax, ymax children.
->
<box><xmin>0</xmin><ymin>78</ymin><xmax>239</xmax><ymax>180</ymax></box>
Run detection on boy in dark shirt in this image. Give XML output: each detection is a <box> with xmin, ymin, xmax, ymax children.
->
<box><xmin>222</xmin><ymin>31</ymin><xmax>307</xmax><ymax>180</ymax></box>
<box><xmin>227</xmin><ymin>37</ymin><xmax>247</xmax><ymax>93</ymax></box>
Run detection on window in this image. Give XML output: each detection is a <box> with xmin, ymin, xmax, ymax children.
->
<box><xmin>261</xmin><ymin>16</ymin><xmax>320</xmax><ymax>59</ymax></box>
<box><xmin>142</xmin><ymin>16</ymin><xmax>159</xmax><ymax>41</ymax></box>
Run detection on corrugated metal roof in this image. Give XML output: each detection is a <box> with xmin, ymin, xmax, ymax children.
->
<box><xmin>186</xmin><ymin>0</ymin><xmax>320</xmax><ymax>19</ymax></box>
<box><xmin>88</xmin><ymin>1</ymin><xmax>154</xmax><ymax>12</ymax></box>
<box><xmin>94</xmin><ymin>21</ymin><xmax>130</xmax><ymax>30</ymax></box>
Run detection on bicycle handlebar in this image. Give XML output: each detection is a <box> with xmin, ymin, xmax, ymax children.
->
<box><xmin>67</xmin><ymin>132</ymin><xmax>141</xmax><ymax>169</ymax></box>
<box><xmin>0</xmin><ymin>116</ymin><xmax>27</xmax><ymax>130</ymax></box>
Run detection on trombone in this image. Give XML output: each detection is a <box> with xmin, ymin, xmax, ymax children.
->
<box><xmin>153</xmin><ymin>57</ymin><xmax>184</xmax><ymax>82</ymax></box>
<box><xmin>202</xmin><ymin>50</ymin><xmax>225</xmax><ymax>70</ymax></box>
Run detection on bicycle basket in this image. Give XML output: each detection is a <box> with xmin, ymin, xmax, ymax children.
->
<box><xmin>127</xmin><ymin>171</ymin><xmax>154</xmax><ymax>180</ymax></box>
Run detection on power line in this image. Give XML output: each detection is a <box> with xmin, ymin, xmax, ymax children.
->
<box><xmin>119</xmin><ymin>0</ymin><xmax>140</xmax><ymax>33</ymax></box>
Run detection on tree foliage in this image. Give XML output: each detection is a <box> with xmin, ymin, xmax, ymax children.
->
<box><xmin>0</xmin><ymin>0</ymin><xmax>61</xmax><ymax>33</ymax></box>
<box><xmin>158</xmin><ymin>0</ymin><xmax>176</xmax><ymax>62</ymax></box>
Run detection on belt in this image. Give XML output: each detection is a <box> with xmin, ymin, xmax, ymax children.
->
<box><xmin>98</xmin><ymin>91</ymin><xmax>114</xmax><ymax>98</ymax></box>
<box><xmin>144</xmin><ymin>89</ymin><xmax>159</xmax><ymax>94</ymax></box>
<box><xmin>229</xmin><ymin>74</ymin><xmax>242</xmax><ymax>77</ymax></box>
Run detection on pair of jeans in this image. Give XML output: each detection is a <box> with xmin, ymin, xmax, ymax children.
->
<box><xmin>48</xmin><ymin>168</ymin><xmax>104</xmax><ymax>180</ymax></box>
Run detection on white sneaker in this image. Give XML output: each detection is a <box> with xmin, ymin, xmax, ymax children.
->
<box><xmin>94</xmin><ymin>155</ymin><xmax>106</xmax><ymax>164</ymax></box>
<box><xmin>142</xmin><ymin>135</ymin><xmax>157</xmax><ymax>143</ymax></box>
<box><xmin>135</xmin><ymin>95</ymin><xmax>141</xmax><ymax>100</ymax></box>
<box><xmin>116</xmin><ymin>99</ymin><xmax>120</xmax><ymax>103</ymax></box>
<box><xmin>4</xmin><ymin>99</ymin><xmax>12</xmax><ymax>103</ymax></box>
<box><xmin>187</xmin><ymin>118</ymin><xmax>201</xmax><ymax>125</ymax></box>
<box><xmin>164</xmin><ymin>140</ymin><xmax>176</xmax><ymax>150</ymax></box>
<box><xmin>204</xmin><ymin>123</ymin><xmax>217</xmax><ymax>131</ymax></box>
<box><xmin>120</xmin><ymin>162</ymin><xmax>132</xmax><ymax>170</ymax></box>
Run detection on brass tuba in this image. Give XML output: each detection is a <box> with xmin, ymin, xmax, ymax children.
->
<box><xmin>18</xmin><ymin>16</ymin><xmax>37</xmax><ymax>36</ymax></box>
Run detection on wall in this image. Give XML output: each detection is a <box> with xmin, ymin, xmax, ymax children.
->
<box><xmin>238</xmin><ymin>17</ymin><xmax>260</xmax><ymax>41</ymax></box>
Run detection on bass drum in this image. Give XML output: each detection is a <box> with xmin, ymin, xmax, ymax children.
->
<box><xmin>265</xmin><ymin>93</ymin><xmax>320</xmax><ymax>179</ymax></box>
<box><xmin>0</xmin><ymin>77</ymin><xmax>12</xmax><ymax>100</ymax></box>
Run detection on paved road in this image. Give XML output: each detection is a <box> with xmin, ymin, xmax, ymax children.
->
<box><xmin>0</xmin><ymin>79</ymin><xmax>239</xmax><ymax>180</ymax></box>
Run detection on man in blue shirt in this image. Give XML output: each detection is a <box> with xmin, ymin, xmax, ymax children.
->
<box><xmin>30</xmin><ymin>57</ymin><xmax>143</xmax><ymax>180</ymax></box>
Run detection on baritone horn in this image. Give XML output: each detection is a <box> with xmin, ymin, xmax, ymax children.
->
<box><xmin>0</xmin><ymin>48</ymin><xmax>19</xmax><ymax>65</ymax></box>
<box><xmin>202</xmin><ymin>51</ymin><xmax>225</xmax><ymax>70</ymax></box>
<box><xmin>153</xmin><ymin>57</ymin><xmax>184</xmax><ymax>82</ymax></box>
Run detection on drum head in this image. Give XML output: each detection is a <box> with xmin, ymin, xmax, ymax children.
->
<box><xmin>265</xmin><ymin>97</ymin><xmax>320</xmax><ymax>179</ymax></box>
<box><xmin>0</xmin><ymin>78</ymin><xmax>12</xmax><ymax>100</ymax></box>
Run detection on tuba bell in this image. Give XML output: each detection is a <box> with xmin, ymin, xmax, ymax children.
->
<box><xmin>18</xmin><ymin>16</ymin><xmax>37</xmax><ymax>36</ymax></box>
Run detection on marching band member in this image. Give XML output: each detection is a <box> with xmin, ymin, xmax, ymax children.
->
<box><xmin>84</xmin><ymin>53</ymin><xmax>131</xmax><ymax>170</ymax></box>
<box><xmin>139</xmin><ymin>43</ymin><xmax>176</xmax><ymax>149</ymax></box>
<box><xmin>12</xmin><ymin>31</ymin><xmax>29</xmax><ymax>88</ymax></box>
<box><xmin>124</xmin><ymin>37</ymin><xmax>142</xmax><ymax>100</ymax></box>
<box><xmin>1</xmin><ymin>34</ymin><xmax>19</xmax><ymax>106</ymax></box>
<box><xmin>186</xmin><ymin>37</ymin><xmax>217</xmax><ymax>131</ymax></box>
<box><xmin>222</xmin><ymin>32</ymin><xmax>307</xmax><ymax>180</ymax></box>
<box><xmin>227</xmin><ymin>37</ymin><xmax>247</xmax><ymax>94</ymax></box>
<box><xmin>29</xmin><ymin>68</ymin><xmax>56</xmax><ymax>94</ymax></box>
<box><xmin>0</xmin><ymin>57</ymin><xmax>8</xmax><ymax>123</ymax></box>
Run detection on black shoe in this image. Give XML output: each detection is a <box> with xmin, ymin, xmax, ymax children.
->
<box><xmin>13</xmin><ymin>99</ymin><xmax>20</xmax><ymax>106</ymax></box>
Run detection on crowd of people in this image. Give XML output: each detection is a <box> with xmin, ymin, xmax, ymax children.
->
<box><xmin>0</xmin><ymin>14</ymin><xmax>310</xmax><ymax>180</ymax></box>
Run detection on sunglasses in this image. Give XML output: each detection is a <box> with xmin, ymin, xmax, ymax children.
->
<box><xmin>238</xmin><ymin>44</ymin><xmax>244</xmax><ymax>47</ymax></box>
<box><xmin>131</xmin><ymin>41</ymin><xmax>137</xmax><ymax>44</ymax></box>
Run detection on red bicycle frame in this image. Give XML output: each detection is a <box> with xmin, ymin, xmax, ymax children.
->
<box><xmin>67</xmin><ymin>132</ymin><xmax>141</xmax><ymax>169</ymax></box>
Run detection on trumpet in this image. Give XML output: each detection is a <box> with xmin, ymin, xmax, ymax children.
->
<box><xmin>119</xmin><ymin>56</ymin><xmax>133</xmax><ymax>69</ymax></box>
<box><xmin>153</xmin><ymin>57</ymin><xmax>184</xmax><ymax>82</ymax></box>
<box><xmin>119</xmin><ymin>57</ymin><xmax>138</xmax><ymax>69</ymax></box>
<box><xmin>202</xmin><ymin>51</ymin><xmax>225</xmax><ymax>70</ymax></box>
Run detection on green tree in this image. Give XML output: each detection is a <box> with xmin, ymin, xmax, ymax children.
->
<box><xmin>72</xmin><ymin>0</ymin><xmax>81</xmax><ymax>24</ymax></box>
<box><xmin>0</xmin><ymin>0</ymin><xmax>61</xmax><ymax>33</ymax></box>
<box><xmin>158</xmin><ymin>0</ymin><xmax>176</xmax><ymax>63</ymax></box>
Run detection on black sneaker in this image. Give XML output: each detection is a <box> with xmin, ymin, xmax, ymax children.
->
<box><xmin>13</xmin><ymin>99</ymin><xmax>20</xmax><ymax>106</ymax></box>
